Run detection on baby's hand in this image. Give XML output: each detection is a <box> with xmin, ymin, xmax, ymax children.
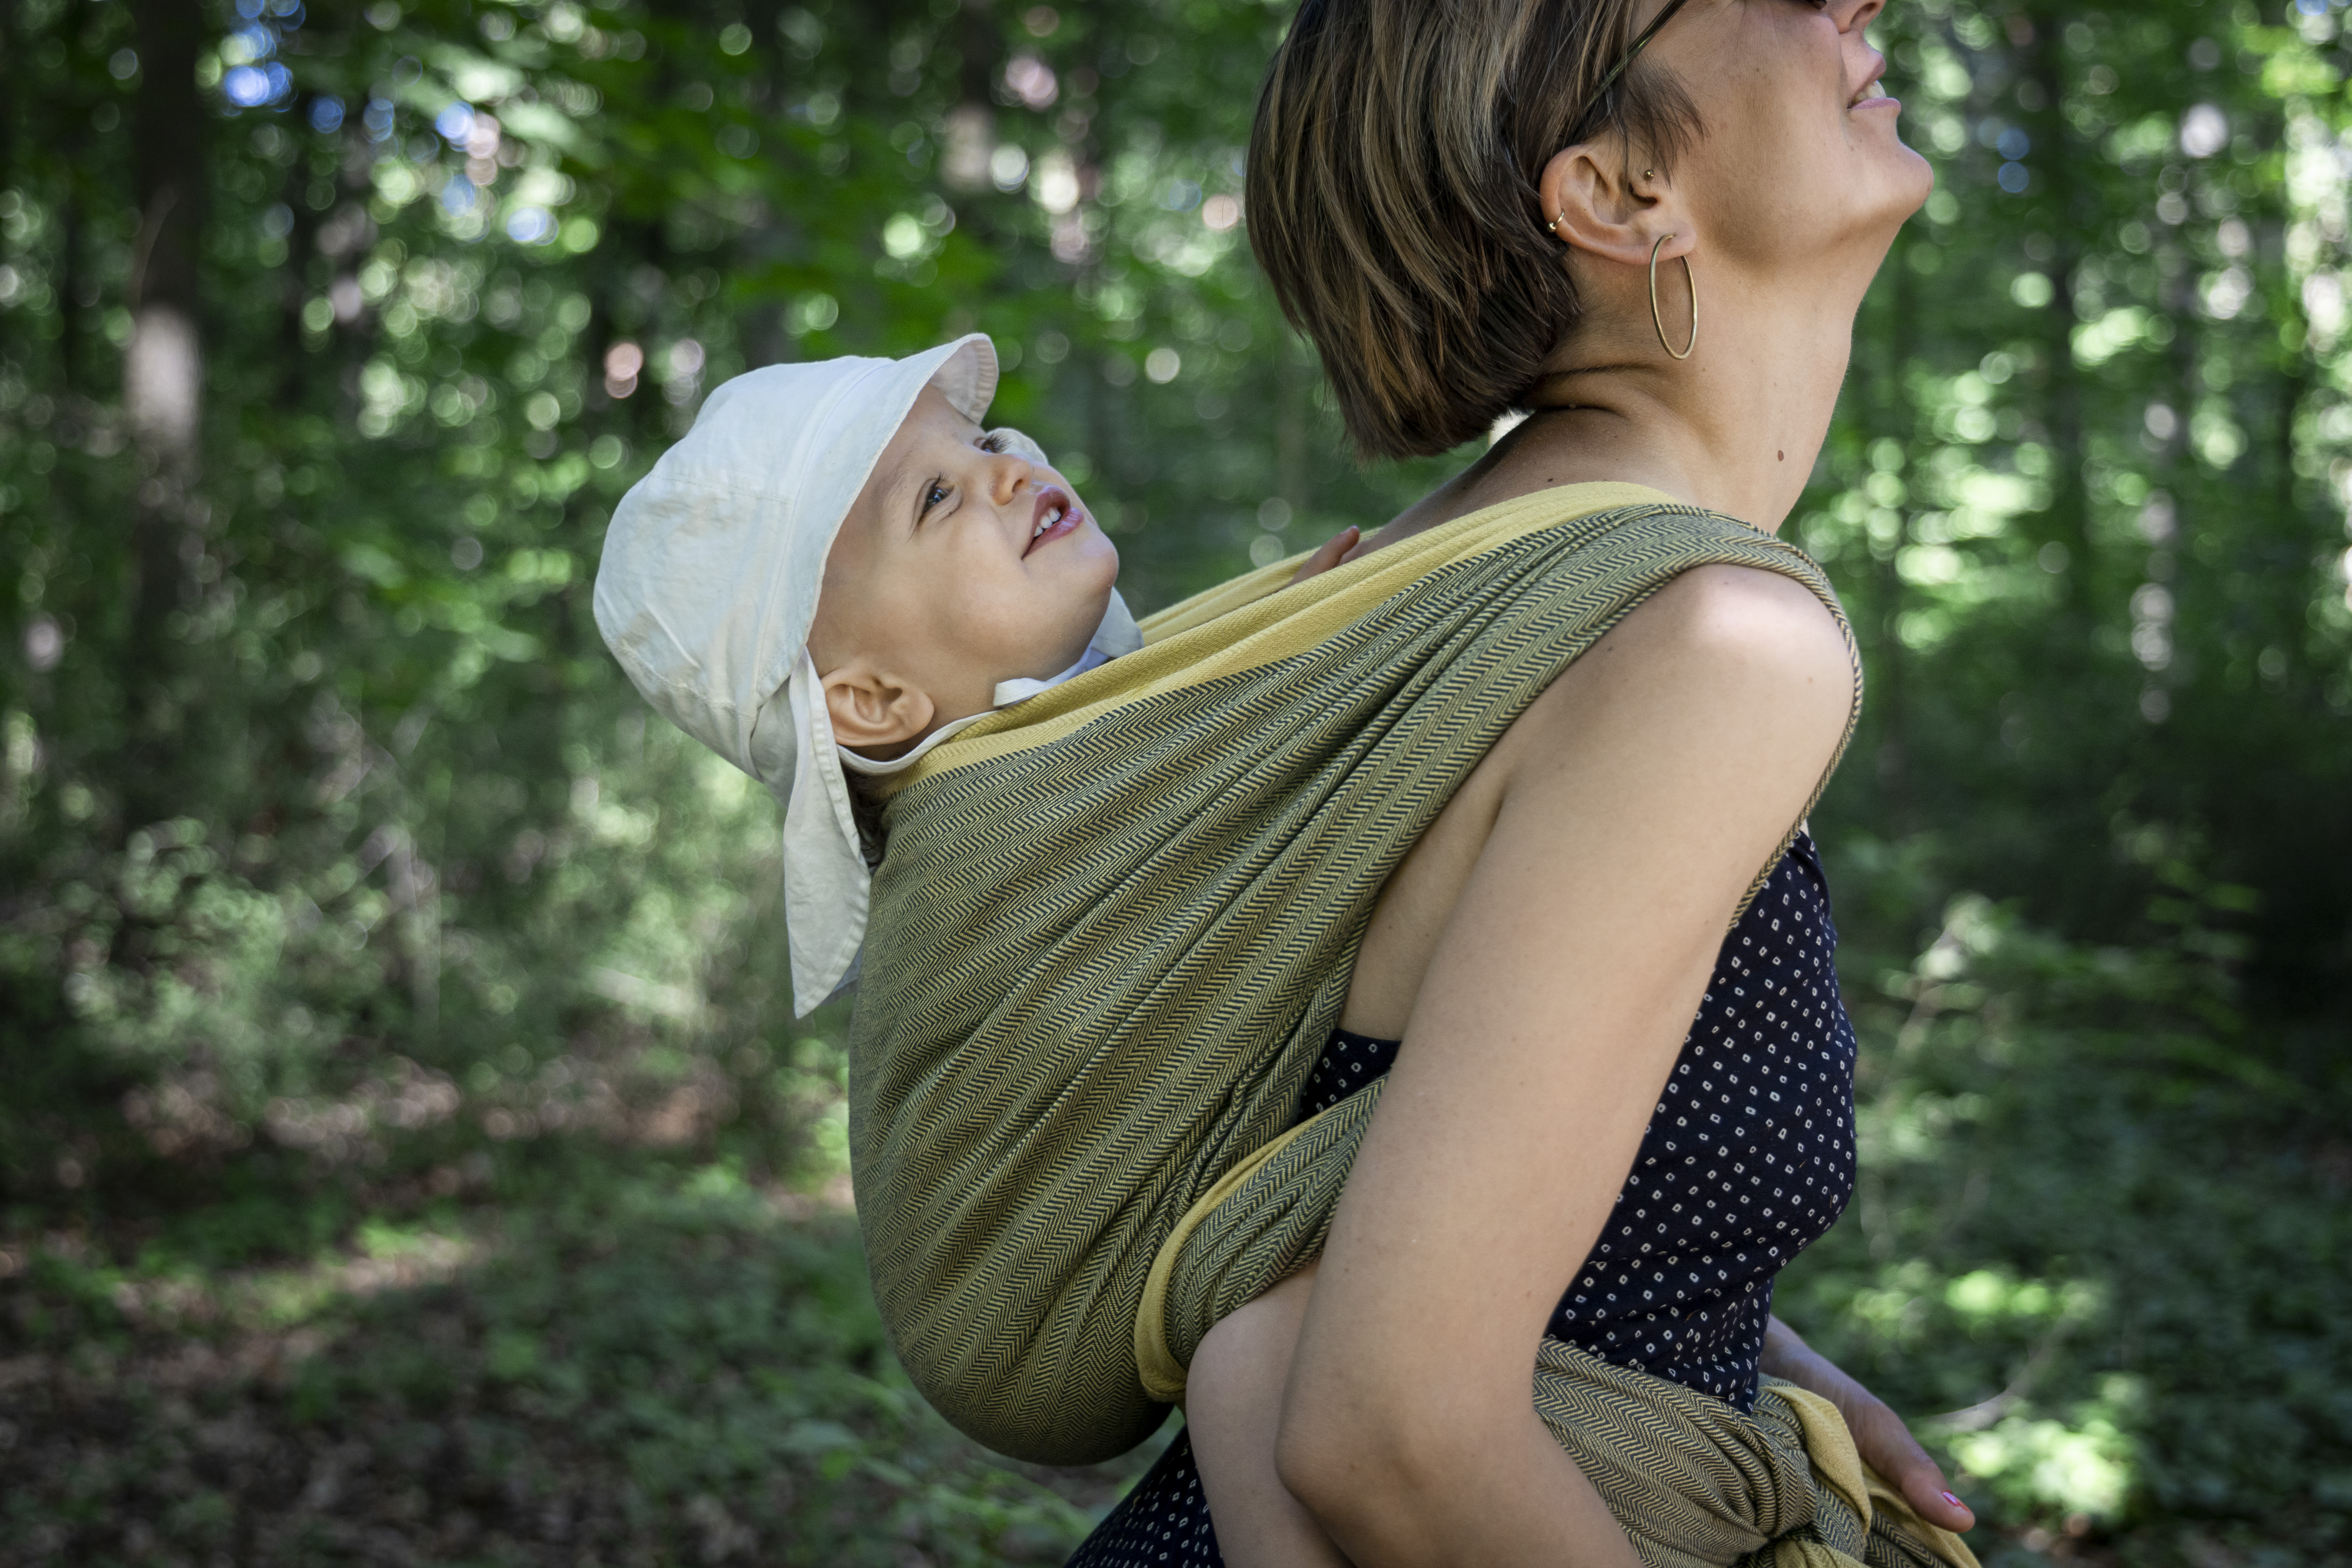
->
<box><xmin>1288</xmin><ymin>525</ymin><xmax>1361</xmax><ymax>585</ymax></box>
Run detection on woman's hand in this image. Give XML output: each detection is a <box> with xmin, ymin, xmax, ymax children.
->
<box><xmin>1760</xmin><ymin>1316</ymin><xmax>1976</xmax><ymax>1534</ymax></box>
<box><xmin>1288</xmin><ymin>525</ymin><xmax>1360</xmax><ymax>584</ymax></box>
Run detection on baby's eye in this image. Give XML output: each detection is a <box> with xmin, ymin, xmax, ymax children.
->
<box><xmin>978</xmin><ymin>430</ymin><xmax>1010</xmax><ymax>453</ymax></box>
<box><xmin>923</xmin><ymin>481</ymin><xmax>951</xmax><ymax>514</ymax></box>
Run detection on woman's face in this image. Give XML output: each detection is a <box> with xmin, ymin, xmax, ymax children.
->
<box><xmin>1640</xmin><ymin>0</ymin><xmax>1932</xmax><ymax>271</ymax></box>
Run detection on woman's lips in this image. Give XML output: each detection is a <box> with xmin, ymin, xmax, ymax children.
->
<box><xmin>1850</xmin><ymin>58</ymin><xmax>1893</xmax><ymax>110</ymax></box>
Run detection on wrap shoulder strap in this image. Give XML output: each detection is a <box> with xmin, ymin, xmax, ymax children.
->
<box><xmin>1137</xmin><ymin>536</ymin><xmax>1863</xmax><ymax>1397</ymax></box>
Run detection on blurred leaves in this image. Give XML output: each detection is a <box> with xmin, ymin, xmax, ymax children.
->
<box><xmin>1780</xmin><ymin>869</ymin><xmax>2352</xmax><ymax>1552</ymax></box>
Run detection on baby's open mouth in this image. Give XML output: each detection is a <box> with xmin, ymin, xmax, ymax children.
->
<box><xmin>1025</xmin><ymin>487</ymin><xmax>1082</xmax><ymax>555</ymax></box>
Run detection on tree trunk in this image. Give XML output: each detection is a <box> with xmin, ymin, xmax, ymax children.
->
<box><xmin>2026</xmin><ymin>8</ymin><xmax>2091</xmax><ymax>617</ymax></box>
<box><xmin>1870</xmin><ymin>227</ymin><xmax>1915</xmax><ymax>831</ymax></box>
<box><xmin>0</xmin><ymin>0</ymin><xmax>18</xmax><ymax>208</ymax></box>
<box><xmin>124</xmin><ymin>0</ymin><xmax>205</xmax><ymax>811</ymax></box>
<box><xmin>940</xmin><ymin>0</ymin><xmax>998</xmax><ymax>192</ymax></box>
<box><xmin>59</xmin><ymin>182</ymin><xmax>86</xmax><ymax>395</ymax></box>
<box><xmin>127</xmin><ymin>0</ymin><xmax>204</xmax><ymax>469</ymax></box>
<box><xmin>279</xmin><ymin>98</ymin><xmax>322</xmax><ymax>406</ymax></box>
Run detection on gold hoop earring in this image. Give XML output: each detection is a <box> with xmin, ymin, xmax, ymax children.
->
<box><xmin>1547</xmin><ymin>212</ymin><xmax>1564</xmax><ymax>234</ymax></box>
<box><xmin>1648</xmin><ymin>233</ymin><xmax>1697</xmax><ymax>360</ymax></box>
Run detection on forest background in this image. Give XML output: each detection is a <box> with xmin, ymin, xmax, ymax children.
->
<box><xmin>2</xmin><ymin>0</ymin><xmax>2349</xmax><ymax>1563</ymax></box>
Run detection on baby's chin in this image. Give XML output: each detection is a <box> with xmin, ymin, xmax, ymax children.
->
<box><xmin>1051</xmin><ymin>511</ymin><xmax>1120</xmax><ymax>589</ymax></box>
<box><xmin>1029</xmin><ymin>576</ymin><xmax>1119</xmax><ymax>678</ymax></box>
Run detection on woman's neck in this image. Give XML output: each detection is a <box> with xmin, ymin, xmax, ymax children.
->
<box><xmin>1361</xmin><ymin>261</ymin><xmax>1864</xmax><ymax>550</ymax></box>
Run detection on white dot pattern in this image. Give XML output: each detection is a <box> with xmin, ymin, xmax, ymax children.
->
<box><xmin>1067</xmin><ymin>1428</ymin><xmax>1221</xmax><ymax>1568</ymax></box>
<box><xmin>1539</xmin><ymin>832</ymin><xmax>1856</xmax><ymax>1407</ymax></box>
<box><xmin>1067</xmin><ymin>834</ymin><xmax>1858</xmax><ymax>1567</ymax></box>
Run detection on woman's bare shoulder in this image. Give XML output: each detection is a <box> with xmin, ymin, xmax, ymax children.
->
<box><xmin>1493</xmin><ymin>561</ymin><xmax>1854</xmax><ymax>805</ymax></box>
<box><xmin>1342</xmin><ymin>566</ymin><xmax>1850</xmax><ymax>1039</ymax></box>
<box><xmin>1625</xmin><ymin>562</ymin><xmax>1848</xmax><ymax>667</ymax></box>
<box><xmin>1589</xmin><ymin>563</ymin><xmax>1852</xmax><ymax>722</ymax></box>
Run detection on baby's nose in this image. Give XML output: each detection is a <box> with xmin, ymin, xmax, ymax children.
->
<box><xmin>990</xmin><ymin>457</ymin><xmax>1033</xmax><ymax>502</ymax></box>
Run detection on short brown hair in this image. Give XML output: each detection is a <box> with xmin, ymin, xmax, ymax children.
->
<box><xmin>1247</xmin><ymin>0</ymin><xmax>1701</xmax><ymax>460</ymax></box>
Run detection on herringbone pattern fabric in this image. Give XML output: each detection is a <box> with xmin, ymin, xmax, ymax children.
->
<box><xmin>849</xmin><ymin>496</ymin><xmax>1863</xmax><ymax>1468</ymax></box>
<box><xmin>1532</xmin><ymin>1341</ymin><xmax>1976</xmax><ymax>1568</ymax></box>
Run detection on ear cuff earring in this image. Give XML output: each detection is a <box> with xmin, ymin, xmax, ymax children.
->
<box><xmin>1544</xmin><ymin>170</ymin><xmax>1656</xmax><ymax>234</ymax></box>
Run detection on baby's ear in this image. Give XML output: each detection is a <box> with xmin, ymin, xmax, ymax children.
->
<box><xmin>988</xmin><ymin>427</ymin><xmax>1051</xmax><ymax>467</ymax></box>
<box><xmin>820</xmin><ymin>661</ymin><xmax>936</xmax><ymax>754</ymax></box>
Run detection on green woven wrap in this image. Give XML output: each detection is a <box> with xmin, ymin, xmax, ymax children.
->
<box><xmin>846</xmin><ymin>485</ymin><xmax>1863</xmax><ymax>1469</ymax></box>
<box><xmin>1531</xmin><ymin>1341</ymin><xmax>1978</xmax><ymax>1568</ymax></box>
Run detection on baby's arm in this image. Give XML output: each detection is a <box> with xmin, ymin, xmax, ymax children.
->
<box><xmin>1186</xmin><ymin>1260</ymin><xmax>1350</xmax><ymax>1568</ymax></box>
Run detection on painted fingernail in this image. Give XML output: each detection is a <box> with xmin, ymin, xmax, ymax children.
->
<box><xmin>1941</xmin><ymin>1492</ymin><xmax>1968</xmax><ymax>1511</ymax></box>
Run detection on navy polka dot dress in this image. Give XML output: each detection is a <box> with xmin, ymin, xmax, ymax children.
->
<box><xmin>1066</xmin><ymin>834</ymin><xmax>1858</xmax><ymax>1567</ymax></box>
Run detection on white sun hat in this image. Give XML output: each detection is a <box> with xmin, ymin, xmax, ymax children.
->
<box><xmin>593</xmin><ymin>333</ymin><xmax>1138</xmax><ymax>1017</ymax></box>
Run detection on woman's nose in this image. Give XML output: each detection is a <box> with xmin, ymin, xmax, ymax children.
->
<box><xmin>1832</xmin><ymin>0</ymin><xmax>1888</xmax><ymax>32</ymax></box>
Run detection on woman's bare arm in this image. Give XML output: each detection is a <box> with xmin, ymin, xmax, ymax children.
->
<box><xmin>1274</xmin><ymin>566</ymin><xmax>1855</xmax><ymax>1567</ymax></box>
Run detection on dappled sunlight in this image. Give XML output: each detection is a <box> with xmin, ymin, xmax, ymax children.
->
<box><xmin>0</xmin><ymin>1161</ymin><xmax>1104</xmax><ymax>1566</ymax></box>
<box><xmin>1778</xmin><ymin>840</ymin><xmax>2345</xmax><ymax>1554</ymax></box>
<box><xmin>1948</xmin><ymin>1391</ymin><xmax>2143</xmax><ymax>1524</ymax></box>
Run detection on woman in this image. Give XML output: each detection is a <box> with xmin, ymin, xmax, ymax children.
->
<box><xmin>1070</xmin><ymin>0</ymin><xmax>1964</xmax><ymax>1562</ymax></box>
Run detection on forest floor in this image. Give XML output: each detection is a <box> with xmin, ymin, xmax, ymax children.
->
<box><xmin>0</xmin><ymin>1143</ymin><xmax>1161</xmax><ymax>1568</ymax></box>
<box><xmin>5</xmin><ymin>921</ymin><xmax>2349</xmax><ymax>1568</ymax></box>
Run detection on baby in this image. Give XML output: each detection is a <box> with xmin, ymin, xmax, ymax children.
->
<box><xmin>595</xmin><ymin>334</ymin><xmax>1353</xmax><ymax>1566</ymax></box>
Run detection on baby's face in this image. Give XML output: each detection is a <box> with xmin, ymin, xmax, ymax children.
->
<box><xmin>809</xmin><ymin>384</ymin><xmax>1119</xmax><ymax>743</ymax></box>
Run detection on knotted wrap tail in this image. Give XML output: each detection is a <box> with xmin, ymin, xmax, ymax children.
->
<box><xmin>1126</xmin><ymin>1101</ymin><xmax>1976</xmax><ymax>1568</ymax></box>
<box><xmin>1533</xmin><ymin>1340</ymin><xmax>1981</xmax><ymax>1568</ymax></box>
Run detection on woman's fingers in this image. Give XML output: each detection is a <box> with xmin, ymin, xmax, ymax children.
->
<box><xmin>1844</xmin><ymin>1397</ymin><xmax>1976</xmax><ymax>1533</ymax></box>
<box><xmin>1758</xmin><ymin>1316</ymin><xmax>1975</xmax><ymax>1536</ymax></box>
<box><xmin>1288</xmin><ymin>525</ymin><xmax>1360</xmax><ymax>584</ymax></box>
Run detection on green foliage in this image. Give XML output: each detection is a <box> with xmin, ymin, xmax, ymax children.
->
<box><xmin>1782</xmin><ymin>873</ymin><xmax>2352</xmax><ymax>1561</ymax></box>
<box><xmin>1</xmin><ymin>0</ymin><xmax>2349</xmax><ymax>1561</ymax></box>
<box><xmin>1809</xmin><ymin>0</ymin><xmax>2352</xmax><ymax>1010</ymax></box>
<box><xmin>0</xmin><ymin>1149</ymin><xmax>1154</xmax><ymax>1564</ymax></box>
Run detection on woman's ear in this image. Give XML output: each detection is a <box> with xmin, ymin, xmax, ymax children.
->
<box><xmin>1538</xmin><ymin>144</ymin><xmax>1685</xmax><ymax>269</ymax></box>
<box><xmin>820</xmin><ymin>660</ymin><xmax>937</xmax><ymax>754</ymax></box>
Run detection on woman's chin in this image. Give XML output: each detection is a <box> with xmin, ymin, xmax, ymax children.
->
<box><xmin>1891</xmin><ymin>148</ymin><xmax>1938</xmax><ymax>219</ymax></box>
<box><xmin>1850</xmin><ymin>140</ymin><xmax>1937</xmax><ymax>231</ymax></box>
